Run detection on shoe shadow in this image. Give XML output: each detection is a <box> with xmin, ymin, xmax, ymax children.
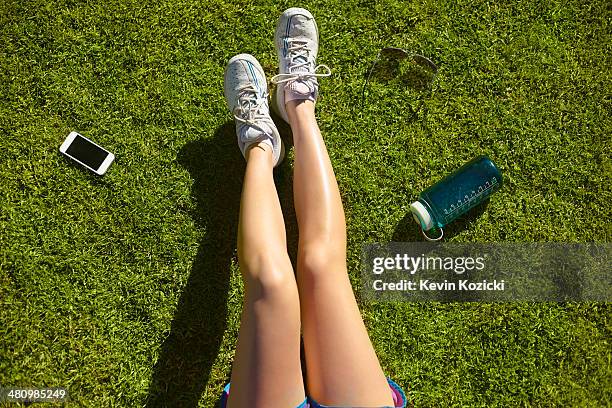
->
<box><xmin>145</xmin><ymin>122</ymin><xmax>243</xmax><ymax>407</ymax></box>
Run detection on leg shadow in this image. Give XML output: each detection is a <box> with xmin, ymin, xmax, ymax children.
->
<box><xmin>146</xmin><ymin>122</ymin><xmax>243</xmax><ymax>407</ymax></box>
<box><xmin>271</xmin><ymin>110</ymin><xmax>299</xmax><ymax>265</ymax></box>
<box><xmin>269</xmin><ymin>110</ymin><xmax>308</xmax><ymax>379</ymax></box>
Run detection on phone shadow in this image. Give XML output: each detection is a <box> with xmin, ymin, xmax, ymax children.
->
<box><xmin>145</xmin><ymin>122</ymin><xmax>243</xmax><ymax>407</ymax></box>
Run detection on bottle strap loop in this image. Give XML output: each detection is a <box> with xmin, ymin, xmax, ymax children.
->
<box><xmin>422</xmin><ymin>227</ymin><xmax>444</xmax><ymax>242</ymax></box>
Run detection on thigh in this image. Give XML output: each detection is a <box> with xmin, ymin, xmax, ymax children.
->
<box><xmin>227</xmin><ymin>264</ymin><xmax>306</xmax><ymax>408</ymax></box>
<box><xmin>298</xmin><ymin>256</ymin><xmax>395</xmax><ymax>407</ymax></box>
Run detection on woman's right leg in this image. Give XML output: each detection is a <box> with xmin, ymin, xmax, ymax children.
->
<box><xmin>288</xmin><ymin>100</ymin><xmax>394</xmax><ymax>407</ymax></box>
<box><xmin>272</xmin><ymin>8</ymin><xmax>395</xmax><ymax>406</ymax></box>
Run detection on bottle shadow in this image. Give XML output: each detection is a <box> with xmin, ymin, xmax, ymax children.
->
<box><xmin>392</xmin><ymin>201</ymin><xmax>492</xmax><ymax>303</ymax></box>
<box><xmin>145</xmin><ymin>122</ymin><xmax>244</xmax><ymax>407</ymax></box>
<box><xmin>440</xmin><ymin>200</ymin><xmax>490</xmax><ymax>241</ymax></box>
<box><xmin>393</xmin><ymin>200</ymin><xmax>490</xmax><ymax>242</ymax></box>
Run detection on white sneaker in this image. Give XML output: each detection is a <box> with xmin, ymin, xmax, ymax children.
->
<box><xmin>224</xmin><ymin>53</ymin><xmax>284</xmax><ymax>167</ymax></box>
<box><xmin>271</xmin><ymin>8</ymin><xmax>331</xmax><ymax>122</ymax></box>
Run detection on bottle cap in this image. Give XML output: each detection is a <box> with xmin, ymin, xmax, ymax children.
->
<box><xmin>410</xmin><ymin>201</ymin><xmax>434</xmax><ymax>231</ymax></box>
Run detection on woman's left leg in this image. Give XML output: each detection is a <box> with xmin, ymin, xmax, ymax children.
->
<box><xmin>224</xmin><ymin>54</ymin><xmax>305</xmax><ymax>408</ymax></box>
<box><xmin>227</xmin><ymin>143</ymin><xmax>305</xmax><ymax>408</ymax></box>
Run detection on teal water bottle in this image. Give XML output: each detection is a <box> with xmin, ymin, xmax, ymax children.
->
<box><xmin>410</xmin><ymin>155</ymin><xmax>503</xmax><ymax>240</ymax></box>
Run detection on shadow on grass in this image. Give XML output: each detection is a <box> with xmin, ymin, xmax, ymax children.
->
<box><xmin>393</xmin><ymin>201</ymin><xmax>491</xmax><ymax>303</ymax></box>
<box><xmin>145</xmin><ymin>122</ymin><xmax>243</xmax><ymax>407</ymax></box>
<box><xmin>393</xmin><ymin>200</ymin><xmax>490</xmax><ymax>243</ymax></box>
<box><xmin>145</xmin><ymin>120</ymin><xmax>301</xmax><ymax>406</ymax></box>
<box><xmin>360</xmin><ymin>52</ymin><xmax>438</xmax><ymax>124</ymax></box>
<box><xmin>271</xmin><ymin>110</ymin><xmax>299</xmax><ymax>266</ymax></box>
<box><xmin>368</xmin><ymin>55</ymin><xmax>436</xmax><ymax>91</ymax></box>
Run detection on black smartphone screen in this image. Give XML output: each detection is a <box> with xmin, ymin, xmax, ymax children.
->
<box><xmin>65</xmin><ymin>135</ymin><xmax>109</xmax><ymax>170</ymax></box>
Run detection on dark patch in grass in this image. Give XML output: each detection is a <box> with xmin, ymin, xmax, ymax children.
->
<box><xmin>361</xmin><ymin>53</ymin><xmax>439</xmax><ymax>126</ymax></box>
<box><xmin>146</xmin><ymin>123</ymin><xmax>241</xmax><ymax>407</ymax></box>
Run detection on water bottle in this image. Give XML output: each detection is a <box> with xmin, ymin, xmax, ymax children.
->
<box><xmin>410</xmin><ymin>155</ymin><xmax>503</xmax><ymax>240</ymax></box>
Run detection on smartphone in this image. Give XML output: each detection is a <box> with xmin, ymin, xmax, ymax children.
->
<box><xmin>59</xmin><ymin>131</ymin><xmax>115</xmax><ymax>175</ymax></box>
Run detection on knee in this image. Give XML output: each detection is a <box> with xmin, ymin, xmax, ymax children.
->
<box><xmin>298</xmin><ymin>243</ymin><xmax>346</xmax><ymax>280</ymax></box>
<box><xmin>239</xmin><ymin>253</ymin><xmax>297</xmax><ymax>300</ymax></box>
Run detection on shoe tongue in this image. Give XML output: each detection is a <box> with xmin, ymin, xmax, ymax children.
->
<box><xmin>293</xmin><ymin>54</ymin><xmax>308</xmax><ymax>67</ymax></box>
<box><xmin>289</xmin><ymin>52</ymin><xmax>314</xmax><ymax>95</ymax></box>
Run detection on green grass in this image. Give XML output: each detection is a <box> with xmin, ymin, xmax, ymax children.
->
<box><xmin>1</xmin><ymin>0</ymin><xmax>610</xmax><ymax>406</ymax></box>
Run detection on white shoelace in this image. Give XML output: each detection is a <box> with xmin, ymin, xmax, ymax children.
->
<box><xmin>233</xmin><ymin>84</ymin><xmax>274</xmax><ymax>136</ymax></box>
<box><xmin>270</xmin><ymin>40</ymin><xmax>331</xmax><ymax>85</ymax></box>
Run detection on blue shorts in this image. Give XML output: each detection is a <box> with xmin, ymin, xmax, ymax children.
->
<box><xmin>219</xmin><ymin>377</ymin><xmax>407</xmax><ymax>408</ymax></box>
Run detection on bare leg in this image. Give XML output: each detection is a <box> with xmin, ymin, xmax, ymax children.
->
<box><xmin>288</xmin><ymin>100</ymin><xmax>394</xmax><ymax>406</ymax></box>
<box><xmin>227</xmin><ymin>143</ymin><xmax>306</xmax><ymax>408</ymax></box>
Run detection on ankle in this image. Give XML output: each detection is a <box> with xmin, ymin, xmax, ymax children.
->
<box><xmin>245</xmin><ymin>140</ymin><xmax>274</xmax><ymax>163</ymax></box>
<box><xmin>284</xmin><ymin>85</ymin><xmax>316</xmax><ymax>105</ymax></box>
<box><xmin>286</xmin><ymin>99</ymin><xmax>316</xmax><ymax>123</ymax></box>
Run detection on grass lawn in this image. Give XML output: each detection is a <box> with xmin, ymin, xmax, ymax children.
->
<box><xmin>1</xmin><ymin>0</ymin><xmax>610</xmax><ymax>406</ymax></box>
